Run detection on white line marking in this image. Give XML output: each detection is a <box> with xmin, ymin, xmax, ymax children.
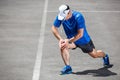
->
<box><xmin>47</xmin><ymin>10</ymin><xmax>120</xmax><ymax>13</ymax></box>
<box><xmin>32</xmin><ymin>0</ymin><xmax>48</xmax><ymax>80</ymax></box>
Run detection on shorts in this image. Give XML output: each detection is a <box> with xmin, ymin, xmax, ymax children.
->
<box><xmin>75</xmin><ymin>40</ymin><xmax>95</xmax><ymax>53</ymax></box>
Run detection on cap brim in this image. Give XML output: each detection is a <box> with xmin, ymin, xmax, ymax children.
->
<box><xmin>58</xmin><ymin>14</ymin><xmax>65</xmax><ymax>20</ymax></box>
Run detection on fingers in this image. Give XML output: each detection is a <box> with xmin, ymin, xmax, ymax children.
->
<box><xmin>61</xmin><ymin>42</ymin><xmax>66</xmax><ymax>50</ymax></box>
<box><xmin>59</xmin><ymin>39</ymin><xmax>65</xmax><ymax>49</ymax></box>
<box><xmin>59</xmin><ymin>39</ymin><xmax>69</xmax><ymax>50</ymax></box>
<box><xmin>59</xmin><ymin>39</ymin><xmax>64</xmax><ymax>48</ymax></box>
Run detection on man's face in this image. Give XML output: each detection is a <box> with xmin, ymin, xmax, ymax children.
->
<box><xmin>65</xmin><ymin>11</ymin><xmax>72</xmax><ymax>20</ymax></box>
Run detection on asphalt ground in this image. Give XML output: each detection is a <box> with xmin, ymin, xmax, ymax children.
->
<box><xmin>0</xmin><ymin>0</ymin><xmax>120</xmax><ymax>80</ymax></box>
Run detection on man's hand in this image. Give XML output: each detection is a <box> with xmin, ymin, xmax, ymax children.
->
<box><xmin>59</xmin><ymin>39</ymin><xmax>69</xmax><ymax>50</ymax></box>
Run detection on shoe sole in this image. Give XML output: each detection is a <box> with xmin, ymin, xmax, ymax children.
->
<box><xmin>60</xmin><ymin>70</ymin><xmax>72</xmax><ymax>75</ymax></box>
<box><xmin>104</xmin><ymin>64</ymin><xmax>113</xmax><ymax>68</ymax></box>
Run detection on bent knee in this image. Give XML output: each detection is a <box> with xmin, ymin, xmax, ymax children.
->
<box><xmin>97</xmin><ymin>50</ymin><xmax>103</xmax><ymax>53</ymax></box>
<box><xmin>91</xmin><ymin>55</ymin><xmax>98</xmax><ymax>58</ymax></box>
<box><xmin>89</xmin><ymin>53</ymin><xmax>98</xmax><ymax>58</ymax></box>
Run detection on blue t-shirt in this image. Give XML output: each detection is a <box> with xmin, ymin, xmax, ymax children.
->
<box><xmin>53</xmin><ymin>10</ymin><xmax>91</xmax><ymax>45</ymax></box>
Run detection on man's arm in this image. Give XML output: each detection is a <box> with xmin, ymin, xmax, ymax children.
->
<box><xmin>69</xmin><ymin>28</ymin><xmax>84</xmax><ymax>43</ymax></box>
<box><xmin>52</xmin><ymin>25</ymin><xmax>67</xmax><ymax>49</ymax></box>
<box><xmin>51</xmin><ymin>25</ymin><xmax>63</xmax><ymax>41</ymax></box>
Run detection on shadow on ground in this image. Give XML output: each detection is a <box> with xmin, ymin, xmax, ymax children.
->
<box><xmin>73</xmin><ymin>64</ymin><xmax>117</xmax><ymax>77</ymax></box>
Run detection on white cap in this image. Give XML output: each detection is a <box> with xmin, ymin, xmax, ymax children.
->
<box><xmin>58</xmin><ymin>5</ymin><xmax>70</xmax><ymax>20</ymax></box>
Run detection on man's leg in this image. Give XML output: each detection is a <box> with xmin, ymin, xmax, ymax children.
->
<box><xmin>88</xmin><ymin>49</ymin><xmax>110</xmax><ymax>66</ymax></box>
<box><xmin>60</xmin><ymin>48</ymin><xmax>70</xmax><ymax>65</ymax></box>
<box><xmin>60</xmin><ymin>42</ymin><xmax>76</xmax><ymax>74</ymax></box>
<box><xmin>60</xmin><ymin>42</ymin><xmax>76</xmax><ymax>65</ymax></box>
<box><xmin>88</xmin><ymin>49</ymin><xmax>105</xmax><ymax>58</ymax></box>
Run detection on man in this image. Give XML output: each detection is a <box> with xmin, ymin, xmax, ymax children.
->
<box><xmin>51</xmin><ymin>4</ymin><xmax>110</xmax><ymax>74</ymax></box>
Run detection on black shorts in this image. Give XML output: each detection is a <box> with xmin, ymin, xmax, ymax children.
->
<box><xmin>75</xmin><ymin>40</ymin><xmax>95</xmax><ymax>53</ymax></box>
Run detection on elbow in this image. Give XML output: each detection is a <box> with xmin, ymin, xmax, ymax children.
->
<box><xmin>77</xmin><ymin>28</ymin><xmax>84</xmax><ymax>39</ymax></box>
<box><xmin>79</xmin><ymin>33</ymin><xmax>83</xmax><ymax>39</ymax></box>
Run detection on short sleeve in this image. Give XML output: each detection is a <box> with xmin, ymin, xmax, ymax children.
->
<box><xmin>53</xmin><ymin>16</ymin><xmax>62</xmax><ymax>28</ymax></box>
<box><xmin>75</xmin><ymin>13</ymin><xmax>85</xmax><ymax>30</ymax></box>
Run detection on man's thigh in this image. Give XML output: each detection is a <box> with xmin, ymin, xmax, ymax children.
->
<box><xmin>68</xmin><ymin>42</ymin><xmax>77</xmax><ymax>49</ymax></box>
